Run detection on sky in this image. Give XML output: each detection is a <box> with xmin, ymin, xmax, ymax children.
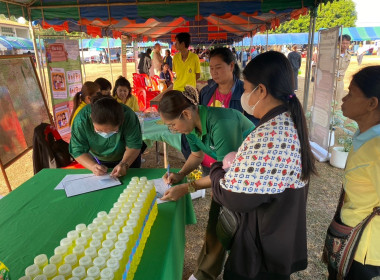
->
<box><xmin>352</xmin><ymin>0</ymin><xmax>380</xmax><ymax>27</ymax></box>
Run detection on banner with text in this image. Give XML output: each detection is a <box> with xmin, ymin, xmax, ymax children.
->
<box><xmin>45</xmin><ymin>39</ymin><xmax>82</xmax><ymax>142</ymax></box>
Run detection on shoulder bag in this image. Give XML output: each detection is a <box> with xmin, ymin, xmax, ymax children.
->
<box><xmin>216</xmin><ymin>205</ymin><xmax>239</xmax><ymax>250</ymax></box>
<box><xmin>322</xmin><ymin>186</ymin><xmax>380</xmax><ymax>279</ymax></box>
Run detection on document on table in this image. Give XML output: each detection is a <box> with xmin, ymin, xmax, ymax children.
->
<box><xmin>150</xmin><ymin>178</ymin><xmax>171</xmax><ymax>204</ymax></box>
<box><xmin>55</xmin><ymin>173</ymin><xmax>121</xmax><ymax>197</ymax></box>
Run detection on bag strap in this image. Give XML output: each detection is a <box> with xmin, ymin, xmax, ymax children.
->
<box><xmin>333</xmin><ymin>185</ymin><xmax>346</xmax><ymax>221</ymax></box>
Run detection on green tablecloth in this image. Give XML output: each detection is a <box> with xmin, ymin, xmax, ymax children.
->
<box><xmin>0</xmin><ymin>168</ymin><xmax>196</xmax><ymax>279</ymax></box>
<box><xmin>142</xmin><ymin>119</ymin><xmax>182</xmax><ymax>151</ymax></box>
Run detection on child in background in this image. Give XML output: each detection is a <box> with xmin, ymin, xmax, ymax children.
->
<box><xmin>112</xmin><ymin>76</ymin><xmax>139</xmax><ymax>112</ymax></box>
<box><xmin>69</xmin><ymin>81</ymin><xmax>100</xmax><ymax>126</ymax></box>
<box><xmin>160</xmin><ymin>63</ymin><xmax>173</xmax><ymax>87</ymax></box>
<box><xmin>95</xmin><ymin>77</ymin><xmax>112</xmax><ymax>95</ymax></box>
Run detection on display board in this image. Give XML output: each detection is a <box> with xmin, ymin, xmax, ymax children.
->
<box><xmin>0</xmin><ymin>55</ymin><xmax>51</xmax><ymax>168</ymax></box>
<box><xmin>45</xmin><ymin>39</ymin><xmax>82</xmax><ymax>142</ymax></box>
<box><xmin>309</xmin><ymin>26</ymin><xmax>340</xmax><ymax>161</ymax></box>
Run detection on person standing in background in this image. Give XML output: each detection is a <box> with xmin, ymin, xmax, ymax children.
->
<box><xmin>336</xmin><ymin>34</ymin><xmax>352</xmax><ymax>108</ymax></box>
<box><xmin>287</xmin><ymin>45</ymin><xmax>301</xmax><ymax>92</ymax></box>
<box><xmin>150</xmin><ymin>43</ymin><xmax>163</xmax><ymax>77</ymax></box>
<box><xmin>137</xmin><ymin>48</ymin><xmax>152</xmax><ymax>75</ymax></box>
<box><xmin>163</xmin><ymin>49</ymin><xmax>173</xmax><ymax>70</ymax></box>
<box><xmin>173</xmin><ymin>32</ymin><xmax>201</xmax><ymax>91</ymax></box>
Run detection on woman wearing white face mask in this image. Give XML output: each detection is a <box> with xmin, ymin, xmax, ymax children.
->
<box><xmin>209</xmin><ymin>51</ymin><xmax>316</xmax><ymax>279</ymax></box>
<box><xmin>69</xmin><ymin>93</ymin><xmax>143</xmax><ymax>177</ymax></box>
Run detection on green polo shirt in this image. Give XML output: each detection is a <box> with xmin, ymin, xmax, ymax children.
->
<box><xmin>186</xmin><ymin>105</ymin><xmax>254</xmax><ymax>161</ymax></box>
<box><xmin>69</xmin><ymin>104</ymin><xmax>142</xmax><ymax>162</ymax></box>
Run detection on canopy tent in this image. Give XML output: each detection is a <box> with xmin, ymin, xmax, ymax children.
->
<box><xmin>0</xmin><ymin>35</ymin><xmax>44</xmax><ymax>50</ymax></box>
<box><xmin>80</xmin><ymin>38</ymin><xmax>169</xmax><ymax>49</ymax></box>
<box><xmin>0</xmin><ymin>0</ymin><xmax>329</xmax><ymax>44</ymax></box>
<box><xmin>342</xmin><ymin>27</ymin><xmax>380</xmax><ymax>42</ymax></box>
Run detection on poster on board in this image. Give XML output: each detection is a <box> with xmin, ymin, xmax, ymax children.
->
<box><xmin>309</xmin><ymin>26</ymin><xmax>340</xmax><ymax>161</ymax></box>
<box><xmin>45</xmin><ymin>39</ymin><xmax>82</xmax><ymax>142</ymax></box>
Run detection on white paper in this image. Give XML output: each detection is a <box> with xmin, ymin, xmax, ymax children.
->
<box><xmin>150</xmin><ymin>178</ymin><xmax>171</xmax><ymax>204</ymax></box>
<box><xmin>55</xmin><ymin>174</ymin><xmax>94</xmax><ymax>190</ymax></box>
<box><xmin>63</xmin><ymin>174</ymin><xmax>121</xmax><ymax>197</ymax></box>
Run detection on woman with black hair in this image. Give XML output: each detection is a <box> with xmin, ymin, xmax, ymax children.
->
<box><xmin>112</xmin><ymin>76</ymin><xmax>139</xmax><ymax>112</ymax></box>
<box><xmin>69</xmin><ymin>94</ymin><xmax>143</xmax><ymax>177</ymax></box>
<box><xmin>209</xmin><ymin>51</ymin><xmax>316</xmax><ymax>280</ymax></box>
<box><xmin>326</xmin><ymin>66</ymin><xmax>380</xmax><ymax>279</ymax></box>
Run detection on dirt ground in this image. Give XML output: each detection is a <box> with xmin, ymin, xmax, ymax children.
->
<box><xmin>1</xmin><ymin>55</ymin><xmax>379</xmax><ymax>279</ymax></box>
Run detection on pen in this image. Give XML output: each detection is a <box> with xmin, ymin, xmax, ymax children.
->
<box><xmin>166</xmin><ymin>164</ymin><xmax>171</xmax><ymax>187</ymax></box>
<box><xmin>93</xmin><ymin>155</ymin><xmax>101</xmax><ymax>165</ymax></box>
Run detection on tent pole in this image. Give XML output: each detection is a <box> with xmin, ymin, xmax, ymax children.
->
<box><xmin>38</xmin><ymin>34</ymin><xmax>49</xmax><ymax>109</ymax></box>
<box><xmin>303</xmin><ymin>7</ymin><xmax>317</xmax><ymax>110</ymax></box>
<box><xmin>266</xmin><ymin>29</ymin><xmax>269</xmax><ymax>51</ymax></box>
<box><xmin>28</xmin><ymin>9</ymin><xmax>47</xmax><ymax>102</ymax></box>
<box><xmin>80</xmin><ymin>36</ymin><xmax>87</xmax><ymax>82</ymax></box>
<box><xmin>106</xmin><ymin>35</ymin><xmax>114</xmax><ymax>85</ymax></box>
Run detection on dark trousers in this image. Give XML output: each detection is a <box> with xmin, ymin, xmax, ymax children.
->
<box><xmin>293</xmin><ymin>69</ymin><xmax>299</xmax><ymax>90</ymax></box>
<box><xmin>193</xmin><ymin>199</ymin><xmax>227</xmax><ymax>280</ymax></box>
<box><xmin>328</xmin><ymin>260</ymin><xmax>380</xmax><ymax>280</ymax></box>
<box><xmin>100</xmin><ymin>142</ymin><xmax>147</xmax><ymax>169</ymax></box>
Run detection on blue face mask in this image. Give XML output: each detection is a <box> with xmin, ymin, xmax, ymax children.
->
<box><xmin>96</xmin><ymin>131</ymin><xmax>117</xmax><ymax>139</ymax></box>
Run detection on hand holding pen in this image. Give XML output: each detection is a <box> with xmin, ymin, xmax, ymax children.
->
<box><xmin>92</xmin><ymin>156</ymin><xmax>108</xmax><ymax>176</ymax></box>
<box><xmin>163</xmin><ymin>164</ymin><xmax>185</xmax><ymax>185</ymax></box>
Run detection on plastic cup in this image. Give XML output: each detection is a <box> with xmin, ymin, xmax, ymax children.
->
<box><xmin>81</xmin><ymin>230</ymin><xmax>92</xmax><ymax>240</ymax></box>
<box><xmin>60</xmin><ymin>237</ymin><xmax>73</xmax><ymax>248</ymax></box>
<box><xmin>79</xmin><ymin>256</ymin><xmax>92</xmax><ymax>269</ymax></box>
<box><xmin>72</xmin><ymin>266</ymin><xmax>86</xmax><ymax>279</ymax></box>
<box><xmin>18</xmin><ymin>276</ymin><xmax>31</xmax><ymax>280</ymax></box>
<box><xmin>84</xmin><ymin>247</ymin><xmax>97</xmax><ymax>259</ymax></box>
<box><xmin>97</xmin><ymin>247</ymin><xmax>110</xmax><ymax>260</ymax></box>
<box><xmin>101</xmin><ymin>240</ymin><xmax>114</xmax><ymax>251</ymax></box>
<box><xmin>33</xmin><ymin>275</ymin><xmax>47</xmax><ymax>280</ymax></box>
<box><xmin>64</xmin><ymin>254</ymin><xmax>78</xmax><ymax>268</ymax></box>
<box><xmin>114</xmin><ymin>240</ymin><xmax>127</xmax><ymax>252</ymax></box>
<box><xmin>34</xmin><ymin>254</ymin><xmax>48</xmax><ymax>269</ymax></box>
<box><xmin>113</xmin><ymin>219</ymin><xmax>124</xmax><ymax>229</ymax></box>
<box><xmin>86</xmin><ymin>266</ymin><xmax>100</xmax><ymax>279</ymax></box>
<box><xmin>51</xmin><ymin>276</ymin><xmax>65</xmax><ymax>280</ymax></box>
<box><xmin>49</xmin><ymin>255</ymin><xmax>63</xmax><ymax>267</ymax></box>
<box><xmin>107</xmin><ymin>212</ymin><xmax>117</xmax><ymax>221</ymax></box>
<box><xmin>97</xmin><ymin>211</ymin><xmax>107</xmax><ymax>220</ymax></box>
<box><xmin>109</xmin><ymin>248</ymin><xmax>123</xmax><ymax>261</ymax></box>
<box><xmin>43</xmin><ymin>264</ymin><xmax>57</xmax><ymax>279</ymax></box>
<box><xmin>75</xmin><ymin>224</ymin><xmax>87</xmax><ymax>233</ymax></box>
<box><xmin>83</xmin><ymin>278</ymin><xmax>94</xmax><ymax>280</ymax></box>
<box><xmin>100</xmin><ymin>268</ymin><xmax>114</xmax><ymax>280</ymax></box>
<box><xmin>76</xmin><ymin>237</ymin><xmax>88</xmax><ymax>247</ymax></box>
<box><xmin>121</xmin><ymin>226</ymin><xmax>133</xmax><ymax>236</ymax></box>
<box><xmin>67</xmin><ymin>230</ymin><xmax>79</xmax><ymax>240</ymax></box>
<box><xmin>89</xmin><ymin>239</ymin><xmax>101</xmax><ymax>251</ymax></box>
<box><xmin>92</xmin><ymin>217</ymin><xmax>103</xmax><ymax>227</ymax></box>
<box><xmin>67</xmin><ymin>277</ymin><xmax>80</xmax><ymax>280</ymax></box>
<box><xmin>25</xmin><ymin>264</ymin><xmax>40</xmax><ymax>278</ymax></box>
<box><xmin>97</xmin><ymin>225</ymin><xmax>108</xmax><ymax>236</ymax></box>
<box><xmin>87</xmin><ymin>223</ymin><xmax>97</xmax><ymax>234</ymax></box>
<box><xmin>106</xmin><ymin>258</ymin><xmax>119</xmax><ymax>272</ymax></box>
<box><xmin>73</xmin><ymin>245</ymin><xmax>85</xmax><ymax>258</ymax></box>
<box><xmin>109</xmin><ymin>225</ymin><xmax>120</xmax><ymax>235</ymax></box>
<box><xmin>105</xmin><ymin>232</ymin><xmax>117</xmax><ymax>242</ymax></box>
<box><xmin>58</xmin><ymin>263</ymin><xmax>72</xmax><ymax>277</ymax></box>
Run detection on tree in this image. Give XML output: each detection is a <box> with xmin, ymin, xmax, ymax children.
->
<box><xmin>272</xmin><ymin>0</ymin><xmax>357</xmax><ymax>34</ymax></box>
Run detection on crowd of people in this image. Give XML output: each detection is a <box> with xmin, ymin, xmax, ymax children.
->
<box><xmin>66</xmin><ymin>32</ymin><xmax>380</xmax><ymax>280</ymax></box>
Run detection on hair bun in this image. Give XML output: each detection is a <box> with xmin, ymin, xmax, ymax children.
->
<box><xmin>182</xmin><ymin>86</ymin><xmax>199</xmax><ymax>106</ymax></box>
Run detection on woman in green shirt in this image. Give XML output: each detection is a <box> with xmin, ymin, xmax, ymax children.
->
<box><xmin>69</xmin><ymin>94</ymin><xmax>143</xmax><ymax>177</ymax></box>
<box><xmin>159</xmin><ymin>86</ymin><xmax>255</xmax><ymax>280</ymax></box>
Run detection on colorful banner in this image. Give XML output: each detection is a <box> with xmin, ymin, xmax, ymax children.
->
<box><xmin>309</xmin><ymin>27</ymin><xmax>340</xmax><ymax>161</ymax></box>
<box><xmin>45</xmin><ymin>39</ymin><xmax>82</xmax><ymax>142</ymax></box>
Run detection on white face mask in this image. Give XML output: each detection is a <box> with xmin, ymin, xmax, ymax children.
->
<box><xmin>241</xmin><ymin>85</ymin><xmax>260</xmax><ymax>116</ymax></box>
<box><xmin>96</xmin><ymin>130</ymin><xmax>117</xmax><ymax>139</ymax></box>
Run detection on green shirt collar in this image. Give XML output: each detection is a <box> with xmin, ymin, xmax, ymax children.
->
<box><xmin>190</xmin><ymin>105</ymin><xmax>207</xmax><ymax>139</ymax></box>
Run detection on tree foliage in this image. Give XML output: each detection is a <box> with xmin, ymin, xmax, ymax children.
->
<box><xmin>272</xmin><ymin>0</ymin><xmax>357</xmax><ymax>34</ymax></box>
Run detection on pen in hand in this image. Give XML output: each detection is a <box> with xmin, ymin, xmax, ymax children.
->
<box><xmin>166</xmin><ymin>164</ymin><xmax>171</xmax><ymax>187</ymax></box>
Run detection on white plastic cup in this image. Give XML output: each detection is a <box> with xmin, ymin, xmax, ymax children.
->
<box><xmin>58</xmin><ymin>263</ymin><xmax>72</xmax><ymax>277</ymax></box>
<box><xmin>97</xmin><ymin>225</ymin><xmax>108</xmax><ymax>235</ymax></box>
<box><xmin>60</xmin><ymin>237</ymin><xmax>73</xmax><ymax>248</ymax></box>
<box><xmin>34</xmin><ymin>254</ymin><xmax>48</xmax><ymax>269</ymax></box>
<box><xmin>25</xmin><ymin>264</ymin><xmax>40</xmax><ymax>278</ymax></box>
<box><xmin>97</xmin><ymin>211</ymin><xmax>108</xmax><ymax>221</ymax></box>
<box><xmin>97</xmin><ymin>248</ymin><xmax>110</xmax><ymax>260</ymax></box>
<box><xmin>76</xmin><ymin>237</ymin><xmax>88</xmax><ymax>247</ymax></box>
<box><xmin>75</xmin><ymin>224</ymin><xmax>87</xmax><ymax>233</ymax></box>
<box><xmin>109</xmin><ymin>225</ymin><xmax>121</xmax><ymax>235</ymax></box>
<box><xmin>73</xmin><ymin>245</ymin><xmax>85</xmax><ymax>257</ymax></box>
<box><xmin>72</xmin><ymin>266</ymin><xmax>86</xmax><ymax>279</ymax></box>
<box><xmin>89</xmin><ymin>239</ymin><xmax>101</xmax><ymax>251</ymax></box>
<box><xmin>91</xmin><ymin>232</ymin><xmax>103</xmax><ymax>242</ymax></box>
<box><xmin>87</xmin><ymin>223</ymin><xmax>97</xmax><ymax>234</ymax></box>
<box><xmin>54</xmin><ymin>246</ymin><xmax>68</xmax><ymax>256</ymax></box>
<box><xmin>110</xmin><ymin>248</ymin><xmax>123</xmax><ymax>261</ymax></box>
<box><xmin>67</xmin><ymin>277</ymin><xmax>80</xmax><ymax>280</ymax></box>
<box><xmin>64</xmin><ymin>254</ymin><xmax>78</xmax><ymax>268</ymax></box>
<box><xmin>92</xmin><ymin>217</ymin><xmax>103</xmax><ymax>227</ymax></box>
<box><xmin>43</xmin><ymin>264</ymin><xmax>57</xmax><ymax>279</ymax></box>
<box><xmin>121</xmin><ymin>226</ymin><xmax>133</xmax><ymax>236</ymax></box>
<box><xmin>84</xmin><ymin>247</ymin><xmax>98</xmax><ymax>259</ymax></box>
<box><xmin>100</xmin><ymin>267</ymin><xmax>114</xmax><ymax>280</ymax></box>
<box><xmin>81</xmin><ymin>230</ymin><xmax>92</xmax><ymax>240</ymax></box>
<box><xmin>49</xmin><ymin>255</ymin><xmax>62</xmax><ymax>267</ymax></box>
<box><xmin>18</xmin><ymin>276</ymin><xmax>31</xmax><ymax>280</ymax></box>
<box><xmin>113</xmin><ymin>219</ymin><xmax>125</xmax><ymax>229</ymax></box>
<box><xmin>51</xmin><ymin>276</ymin><xmax>65</xmax><ymax>280</ymax></box>
<box><xmin>86</xmin><ymin>266</ymin><xmax>100</xmax><ymax>279</ymax></box>
<box><xmin>107</xmin><ymin>213</ymin><xmax>117</xmax><ymax>220</ymax></box>
<box><xmin>114</xmin><ymin>240</ymin><xmax>127</xmax><ymax>252</ymax></box>
<box><xmin>33</xmin><ymin>275</ymin><xmax>47</xmax><ymax>280</ymax></box>
<box><xmin>101</xmin><ymin>240</ymin><xmax>114</xmax><ymax>251</ymax></box>
<box><xmin>106</xmin><ymin>258</ymin><xmax>119</xmax><ymax>272</ymax></box>
<box><xmin>105</xmin><ymin>232</ymin><xmax>117</xmax><ymax>242</ymax></box>
<box><xmin>93</xmin><ymin>256</ymin><xmax>106</xmax><ymax>270</ymax></box>
<box><xmin>67</xmin><ymin>230</ymin><xmax>79</xmax><ymax>240</ymax></box>
<box><xmin>78</xmin><ymin>256</ymin><xmax>92</xmax><ymax>269</ymax></box>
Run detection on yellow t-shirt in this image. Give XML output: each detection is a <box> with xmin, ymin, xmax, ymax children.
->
<box><xmin>70</xmin><ymin>101</ymin><xmax>87</xmax><ymax>126</ymax></box>
<box><xmin>341</xmin><ymin>131</ymin><xmax>380</xmax><ymax>266</ymax></box>
<box><xmin>173</xmin><ymin>51</ymin><xmax>201</xmax><ymax>91</ymax></box>
<box><xmin>115</xmin><ymin>95</ymin><xmax>140</xmax><ymax>112</ymax></box>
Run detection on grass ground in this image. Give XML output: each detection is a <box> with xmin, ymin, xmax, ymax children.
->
<box><xmin>1</xmin><ymin>54</ymin><xmax>379</xmax><ymax>279</ymax></box>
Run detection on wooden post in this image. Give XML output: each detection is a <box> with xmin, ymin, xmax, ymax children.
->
<box><xmin>0</xmin><ymin>159</ymin><xmax>12</xmax><ymax>193</ymax></box>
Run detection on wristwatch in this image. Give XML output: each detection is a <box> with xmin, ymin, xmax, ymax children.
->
<box><xmin>188</xmin><ymin>181</ymin><xmax>197</xmax><ymax>193</ymax></box>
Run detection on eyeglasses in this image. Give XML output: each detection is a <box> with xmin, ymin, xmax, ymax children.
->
<box><xmin>166</xmin><ymin>111</ymin><xmax>184</xmax><ymax>130</ymax></box>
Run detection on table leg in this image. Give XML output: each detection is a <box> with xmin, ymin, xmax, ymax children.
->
<box><xmin>155</xmin><ymin>141</ymin><xmax>159</xmax><ymax>164</ymax></box>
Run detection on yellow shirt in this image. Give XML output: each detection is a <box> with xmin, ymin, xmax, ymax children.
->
<box><xmin>115</xmin><ymin>95</ymin><xmax>140</xmax><ymax>112</ymax></box>
<box><xmin>70</xmin><ymin>101</ymin><xmax>87</xmax><ymax>126</ymax></box>
<box><xmin>341</xmin><ymin>127</ymin><xmax>380</xmax><ymax>266</ymax></box>
<box><xmin>173</xmin><ymin>51</ymin><xmax>201</xmax><ymax>91</ymax></box>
